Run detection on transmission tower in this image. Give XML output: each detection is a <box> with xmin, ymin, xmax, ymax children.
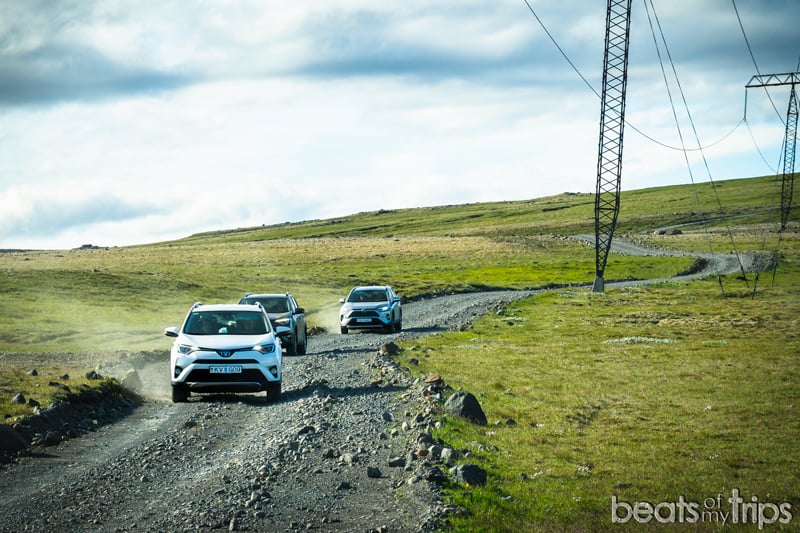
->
<box><xmin>746</xmin><ymin>72</ymin><xmax>799</xmax><ymax>231</ymax></box>
<box><xmin>593</xmin><ymin>0</ymin><xmax>633</xmax><ymax>293</ymax></box>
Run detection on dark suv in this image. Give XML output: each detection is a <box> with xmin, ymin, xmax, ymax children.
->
<box><xmin>239</xmin><ymin>293</ymin><xmax>308</xmax><ymax>354</ymax></box>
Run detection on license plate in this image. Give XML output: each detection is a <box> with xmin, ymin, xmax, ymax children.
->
<box><xmin>356</xmin><ymin>319</ymin><xmax>372</xmax><ymax>323</ymax></box>
<box><xmin>210</xmin><ymin>366</ymin><xmax>242</xmax><ymax>374</ymax></box>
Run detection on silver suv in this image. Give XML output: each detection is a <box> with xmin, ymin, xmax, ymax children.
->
<box><xmin>339</xmin><ymin>285</ymin><xmax>402</xmax><ymax>334</ymax></box>
<box><xmin>239</xmin><ymin>293</ymin><xmax>308</xmax><ymax>355</ymax></box>
<box><xmin>165</xmin><ymin>302</ymin><xmax>282</xmax><ymax>402</ymax></box>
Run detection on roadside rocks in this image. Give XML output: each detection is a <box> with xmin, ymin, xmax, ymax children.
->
<box><xmin>2</xmin><ymin>380</ymin><xmax>140</xmax><ymax>463</ymax></box>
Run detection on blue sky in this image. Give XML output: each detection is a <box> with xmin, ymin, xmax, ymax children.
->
<box><xmin>1</xmin><ymin>0</ymin><xmax>798</xmax><ymax>249</ymax></box>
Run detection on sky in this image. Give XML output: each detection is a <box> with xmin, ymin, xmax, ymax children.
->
<box><xmin>1</xmin><ymin>0</ymin><xmax>798</xmax><ymax>250</ymax></box>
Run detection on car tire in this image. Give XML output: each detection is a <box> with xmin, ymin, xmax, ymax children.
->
<box><xmin>266</xmin><ymin>381</ymin><xmax>281</xmax><ymax>402</ymax></box>
<box><xmin>171</xmin><ymin>384</ymin><xmax>188</xmax><ymax>403</ymax></box>
<box><xmin>298</xmin><ymin>329</ymin><xmax>307</xmax><ymax>355</ymax></box>
<box><xmin>340</xmin><ymin>326</ymin><xmax>348</xmax><ymax>334</ymax></box>
<box><xmin>287</xmin><ymin>334</ymin><xmax>298</xmax><ymax>355</ymax></box>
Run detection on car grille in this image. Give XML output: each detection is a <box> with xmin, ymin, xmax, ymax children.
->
<box><xmin>349</xmin><ymin>310</ymin><xmax>380</xmax><ymax>318</ymax></box>
<box><xmin>193</xmin><ymin>359</ymin><xmax>260</xmax><ymax>365</ymax></box>
<box><xmin>186</xmin><ymin>369</ymin><xmax>268</xmax><ymax>384</ymax></box>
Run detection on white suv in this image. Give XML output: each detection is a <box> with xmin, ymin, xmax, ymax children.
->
<box><xmin>339</xmin><ymin>285</ymin><xmax>402</xmax><ymax>334</ymax></box>
<box><xmin>164</xmin><ymin>303</ymin><xmax>282</xmax><ymax>403</ymax></box>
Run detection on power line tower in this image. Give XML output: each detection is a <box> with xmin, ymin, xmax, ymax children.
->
<box><xmin>746</xmin><ymin>72</ymin><xmax>799</xmax><ymax>231</ymax></box>
<box><xmin>593</xmin><ymin>0</ymin><xmax>633</xmax><ymax>293</ymax></box>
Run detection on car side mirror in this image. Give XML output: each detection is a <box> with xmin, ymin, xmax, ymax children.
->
<box><xmin>339</xmin><ymin>298</ymin><xmax>345</xmax><ymax>304</ymax></box>
<box><xmin>164</xmin><ymin>327</ymin><xmax>179</xmax><ymax>338</ymax></box>
<box><xmin>294</xmin><ymin>307</ymin><xmax>305</xmax><ymax>315</ymax></box>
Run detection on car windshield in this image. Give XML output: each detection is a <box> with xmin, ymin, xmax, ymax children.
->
<box><xmin>184</xmin><ymin>311</ymin><xmax>269</xmax><ymax>335</ymax></box>
<box><xmin>347</xmin><ymin>289</ymin><xmax>388</xmax><ymax>303</ymax></box>
<box><xmin>244</xmin><ymin>297</ymin><xmax>290</xmax><ymax>314</ymax></box>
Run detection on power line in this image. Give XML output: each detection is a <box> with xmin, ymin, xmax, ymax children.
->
<box><xmin>644</xmin><ymin>0</ymin><xmax>749</xmax><ymax>291</ymax></box>
<box><xmin>731</xmin><ymin>0</ymin><xmax>784</xmax><ymax>124</ymax></box>
<box><xmin>521</xmin><ymin>0</ymin><xmax>745</xmax><ymax>154</ymax></box>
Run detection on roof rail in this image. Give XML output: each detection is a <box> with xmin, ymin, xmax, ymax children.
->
<box><xmin>192</xmin><ymin>301</ymin><xmax>202</xmax><ymax>309</ymax></box>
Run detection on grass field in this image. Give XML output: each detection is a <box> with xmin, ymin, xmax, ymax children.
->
<box><xmin>1</xmin><ymin>174</ymin><xmax>798</xmax><ymax>530</ymax></box>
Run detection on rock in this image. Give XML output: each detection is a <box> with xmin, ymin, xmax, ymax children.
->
<box><xmin>450</xmin><ymin>464</ymin><xmax>487</xmax><ymax>487</ymax></box>
<box><xmin>440</xmin><ymin>448</ymin><xmax>459</xmax><ymax>463</ymax></box>
<box><xmin>11</xmin><ymin>393</ymin><xmax>25</xmax><ymax>404</ymax></box>
<box><xmin>43</xmin><ymin>430</ymin><xmax>62</xmax><ymax>446</ymax></box>
<box><xmin>0</xmin><ymin>425</ymin><xmax>27</xmax><ymax>455</ymax></box>
<box><xmin>26</xmin><ymin>369</ymin><xmax>38</xmax><ymax>376</ymax></box>
<box><xmin>379</xmin><ymin>342</ymin><xmax>401</xmax><ymax>356</ymax></box>
<box><xmin>367</xmin><ymin>466</ymin><xmax>382</xmax><ymax>478</ymax></box>
<box><xmin>444</xmin><ymin>391</ymin><xmax>487</xmax><ymax>425</ymax></box>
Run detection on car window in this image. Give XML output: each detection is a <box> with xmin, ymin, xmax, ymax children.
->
<box><xmin>348</xmin><ymin>289</ymin><xmax>388</xmax><ymax>303</ymax></box>
<box><xmin>242</xmin><ymin>297</ymin><xmax>290</xmax><ymax>313</ymax></box>
<box><xmin>184</xmin><ymin>311</ymin><xmax>269</xmax><ymax>335</ymax></box>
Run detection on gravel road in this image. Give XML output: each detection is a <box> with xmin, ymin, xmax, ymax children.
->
<box><xmin>0</xmin><ymin>291</ymin><xmax>529</xmax><ymax>533</ymax></box>
<box><xmin>0</xmin><ymin>237</ymin><xmax>765</xmax><ymax>532</ymax></box>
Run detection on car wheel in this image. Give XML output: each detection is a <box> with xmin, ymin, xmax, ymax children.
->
<box><xmin>287</xmin><ymin>333</ymin><xmax>298</xmax><ymax>355</ymax></box>
<box><xmin>395</xmin><ymin>317</ymin><xmax>402</xmax><ymax>332</ymax></box>
<box><xmin>298</xmin><ymin>329</ymin><xmax>307</xmax><ymax>355</ymax></box>
<box><xmin>340</xmin><ymin>326</ymin><xmax>348</xmax><ymax>334</ymax></box>
<box><xmin>266</xmin><ymin>381</ymin><xmax>281</xmax><ymax>402</ymax></box>
<box><xmin>171</xmin><ymin>384</ymin><xmax>188</xmax><ymax>403</ymax></box>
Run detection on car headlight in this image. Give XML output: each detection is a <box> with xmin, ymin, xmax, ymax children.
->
<box><xmin>377</xmin><ymin>305</ymin><xmax>390</xmax><ymax>312</ymax></box>
<box><xmin>274</xmin><ymin>317</ymin><xmax>291</xmax><ymax>326</ymax></box>
<box><xmin>177</xmin><ymin>344</ymin><xmax>199</xmax><ymax>355</ymax></box>
<box><xmin>254</xmin><ymin>344</ymin><xmax>276</xmax><ymax>354</ymax></box>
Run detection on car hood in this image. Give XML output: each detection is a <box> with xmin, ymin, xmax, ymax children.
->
<box><xmin>179</xmin><ymin>334</ymin><xmax>276</xmax><ymax>350</ymax></box>
<box><xmin>341</xmin><ymin>302</ymin><xmax>389</xmax><ymax>310</ymax></box>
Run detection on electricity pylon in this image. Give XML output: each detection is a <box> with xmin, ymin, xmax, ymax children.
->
<box><xmin>746</xmin><ymin>72</ymin><xmax>799</xmax><ymax>231</ymax></box>
<box><xmin>593</xmin><ymin>0</ymin><xmax>633</xmax><ymax>293</ymax></box>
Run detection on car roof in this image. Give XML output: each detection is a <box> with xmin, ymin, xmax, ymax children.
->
<box><xmin>242</xmin><ymin>293</ymin><xmax>290</xmax><ymax>298</ymax></box>
<box><xmin>351</xmin><ymin>285</ymin><xmax>390</xmax><ymax>291</ymax></box>
<box><xmin>192</xmin><ymin>303</ymin><xmax>265</xmax><ymax>312</ymax></box>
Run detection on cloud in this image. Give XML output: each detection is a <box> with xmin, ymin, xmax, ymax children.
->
<box><xmin>0</xmin><ymin>0</ymin><xmax>798</xmax><ymax>249</ymax></box>
<box><xmin>0</xmin><ymin>184</ymin><xmax>162</xmax><ymax>245</ymax></box>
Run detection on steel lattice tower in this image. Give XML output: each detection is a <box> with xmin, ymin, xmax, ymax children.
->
<box><xmin>780</xmin><ymin>85</ymin><xmax>798</xmax><ymax>230</ymax></box>
<box><xmin>593</xmin><ymin>0</ymin><xmax>633</xmax><ymax>293</ymax></box>
<box><xmin>746</xmin><ymin>72</ymin><xmax>799</xmax><ymax>231</ymax></box>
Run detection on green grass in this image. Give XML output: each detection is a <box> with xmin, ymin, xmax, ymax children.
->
<box><xmin>397</xmin><ymin>262</ymin><xmax>800</xmax><ymax>531</ymax></box>
<box><xmin>0</xmin><ymin>235</ymin><xmax>692</xmax><ymax>354</ymax></box>
<box><xmin>1</xmin><ymin>174</ymin><xmax>798</xmax><ymax>529</ymax></box>
<box><xmin>0</xmin><ymin>367</ymin><xmax>118</xmax><ymax>421</ymax></box>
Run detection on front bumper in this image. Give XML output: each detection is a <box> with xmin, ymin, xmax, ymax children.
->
<box><xmin>171</xmin><ymin>351</ymin><xmax>281</xmax><ymax>392</ymax></box>
<box><xmin>340</xmin><ymin>309</ymin><xmax>392</xmax><ymax>329</ymax></box>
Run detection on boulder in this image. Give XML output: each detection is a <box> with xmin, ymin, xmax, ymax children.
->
<box><xmin>0</xmin><ymin>425</ymin><xmax>27</xmax><ymax>455</ymax></box>
<box><xmin>444</xmin><ymin>391</ymin><xmax>487</xmax><ymax>425</ymax></box>
<box><xmin>450</xmin><ymin>464</ymin><xmax>487</xmax><ymax>487</ymax></box>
